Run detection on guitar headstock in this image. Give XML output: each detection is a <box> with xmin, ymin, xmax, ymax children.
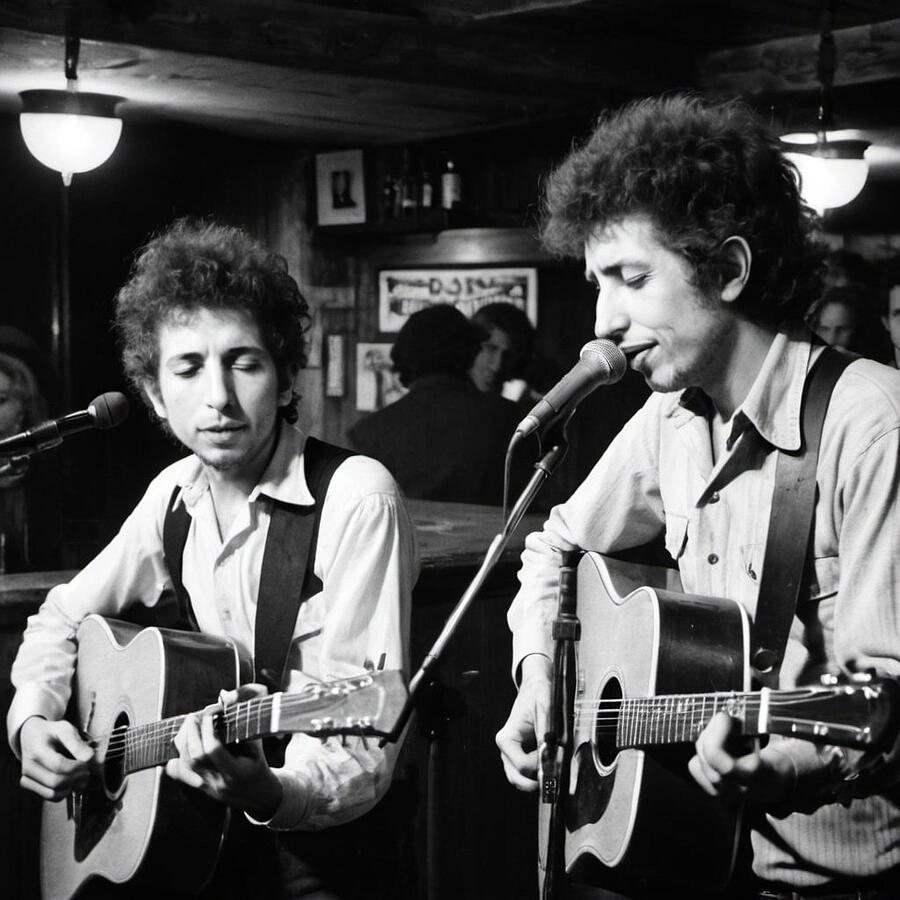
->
<box><xmin>276</xmin><ymin>670</ymin><xmax>408</xmax><ymax>739</ymax></box>
<box><xmin>765</xmin><ymin>673</ymin><xmax>900</xmax><ymax>751</ymax></box>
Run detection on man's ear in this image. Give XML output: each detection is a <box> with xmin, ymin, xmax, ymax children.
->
<box><xmin>277</xmin><ymin>370</ymin><xmax>297</xmax><ymax>408</ymax></box>
<box><xmin>142</xmin><ymin>380</ymin><xmax>167</xmax><ymax>420</ymax></box>
<box><xmin>719</xmin><ymin>236</ymin><xmax>752</xmax><ymax>304</ymax></box>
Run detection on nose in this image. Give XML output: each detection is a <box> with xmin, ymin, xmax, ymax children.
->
<box><xmin>203</xmin><ymin>364</ymin><xmax>233</xmax><ymax>411</ymax></box>
<box><xmin>593</xmin><ymin>288</ymin><xmax>630</xmax><ymax>341</ymax></box>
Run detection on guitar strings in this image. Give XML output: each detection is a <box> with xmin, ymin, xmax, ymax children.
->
<box><xmin>97</xmin><ymin>684</ymin><xmax>374</xmax><ymax>762</ymax></box>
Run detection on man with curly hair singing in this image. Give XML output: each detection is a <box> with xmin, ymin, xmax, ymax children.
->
<box><xmin>8</xmin><ymin>219</ymin><xmax>418</xmax><ymax>899</ymax></box>
<box><xmin>496</xmin><ymin>95</ymin><xmax>900</xmax><ymax>898</ymax></box>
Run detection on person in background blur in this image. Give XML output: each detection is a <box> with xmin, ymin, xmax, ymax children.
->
<box><xmin>0</xmin><ymin>330</ymin><xmax>61</xmax><ymax>573</ymax></box>
<box><xmin>806</xmin><ymin>286</ymin><xmax>862</xmax><ymax>351</ymax></box>
<box><xmin>349</xmin><ymin>305</ymin><xmax>533</xmax><ymax>506</ymax></box>
<box><xmin>469</xmin><ymin>302</ymin><xmax>537</xmax><ymax>398</ymax></box>
<box><xmin>880</xmin><ymin>256</ymin><xmax>900</xmax><ymax>369</ymax></box>
<box><xmin>807</xmin><ymin>283</ymin><xmax>890</xmax><ymax>360</ymax></box>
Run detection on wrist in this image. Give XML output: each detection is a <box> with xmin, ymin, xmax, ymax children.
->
<box><xmin>519</xmin><ymin>653</ymin><xmax>552</xmax><ymax>687</ymax></box>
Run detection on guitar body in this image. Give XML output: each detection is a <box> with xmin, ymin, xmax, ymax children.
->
<box><xmin>545</xmin><ymin>554</ymin><xmax>752</xmax><ymax>894</ymax></box>
<box><xmin>41</xmin><ymin>615</ymin><xmax>239</xmax><ymax>900</ymax></box>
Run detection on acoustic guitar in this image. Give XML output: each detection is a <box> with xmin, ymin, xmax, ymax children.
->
<box><xmin>40</xmin><ymin>614</ymin><xmax>406</xmax><ymax>900</ymax></box>
<box><xmin>538</xmin><ymin>553</ymin><xmax>899</xmax><ymax>895</ymax></box>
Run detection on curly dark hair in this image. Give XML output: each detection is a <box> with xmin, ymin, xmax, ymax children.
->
<box><xmin>391</xmin><ymin>305</ymin><xmax>482</xmax><ymax>388</ymax></box>
<box><xmin>540</xmin><ymin>93</ymin><xmax>824</xmax><ymax>327</ymax></box>
<box><xmin>114</xmin><ymin>218</ymin><xmax>310</xmax><ymax>423</ymax></box>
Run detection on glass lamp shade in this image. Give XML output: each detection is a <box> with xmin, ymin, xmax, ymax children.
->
<box><xmin>781</xmin><ymin>133</ymin><xmax>870</xmax><ymax>214</ymax></box>
<box><xmin>19</xmin><ymin>90</ymin><xmax>124</xmax><ymax>185</ymax></box>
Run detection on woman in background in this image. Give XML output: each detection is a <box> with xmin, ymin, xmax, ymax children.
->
<box><xmin>0</xmin><ymin>332</ymin><xmax>61</xmax><ymax>573</ymax></box>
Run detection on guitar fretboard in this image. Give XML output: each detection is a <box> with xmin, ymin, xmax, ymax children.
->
<box><xmin>617</xmin><ymin>693</ymin><xmax>762</xmax><ymax>748</ymax></box>
<box><xmin>117</xmin><ymin>696</ymin><xmax>276</xmax><ymax>774</ymax></box>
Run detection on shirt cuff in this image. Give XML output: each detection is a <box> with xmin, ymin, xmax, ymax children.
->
<box><xmin>244</xmin><ymin>767</ymin><xmax>313</xmax><ymax>831</ymax></box>
<box><xmin>7</xmin><ymin>684</ymin><xmax>66</xmax><ymax>759</ymax></box>
<box><xmin>763</xmin><ymin>738</ymin><xmax>852</xmax><ymax>816</ymax></box>
<box><xmin>511</xmin><ymin>629</ymin><xmax>554</xmax><ymax>684</ymax></box>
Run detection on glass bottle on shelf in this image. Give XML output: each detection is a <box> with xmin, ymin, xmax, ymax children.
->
<box><xmin>418</xmin><ymin>154</ymin><xmax>434</xmax><ymax>211</ymax></box>
<box><xmin>441</xmin><ymin>155</ymin><xmax>462</xmax><ymax>210</ymax></box>
<box><xmin>381</xmin><ymin>174</ymin><xmax>398</xmax><ymax>221</ymax></box>
<box><xmin>399</xmin><ymin>147</ymin><xmax>418</xmax><ymax>218</ymax></box>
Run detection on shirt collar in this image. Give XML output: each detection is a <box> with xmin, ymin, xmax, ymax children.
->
<box><xmin>664</xmin><ymin>327</ymin><xmax>814</xmax><ymax>452</ymax></box>
<box><xmin>172</xmin><ymin>421</ymin><xmax>315</xmax><ymax>512</ymax></box>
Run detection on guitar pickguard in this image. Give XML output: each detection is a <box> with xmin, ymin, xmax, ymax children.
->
<box><xmin>566</xmin><ymin>742</ymin><xmax>613</xmax><ymax>831</ymax></box>
<box><xmin>72</xmin><ymin>786</ymin><xmax>121</xmax><ymax>863</ymax></box>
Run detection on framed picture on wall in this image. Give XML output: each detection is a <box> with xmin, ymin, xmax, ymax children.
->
<box><xmin>377</xmin><ymin>266</ymin><xmax>538</xmax><ymax>332</ymax></box>
<box><xmin>325</xmin><ymin>334</ymin><xmax>346</xmax><ymax>397</ymax></box>
<box><xmin>356</xmin><ymin>342</ymin><xmax>407</xmax><ymax>411</ymax></box>
<box><xmin>315</xmin><ymin>149</ymin><xmax>367</xmax><ymax>226</ymax></box>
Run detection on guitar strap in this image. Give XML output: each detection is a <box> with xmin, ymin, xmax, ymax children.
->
<box><xmin>751</xmin><ymin>346</ymin><xmax>854</xmax><ymax>687</ymax></box>
<box><xmin>162</xmin><ymin>435</ymin><xmax>356</xmax><ymax>694</ymax></box>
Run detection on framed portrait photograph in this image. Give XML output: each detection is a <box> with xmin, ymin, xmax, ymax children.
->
<box><xmin>315</xmin><ymin>149</ymin><xmax>367</xmax><ymax>226</ymax></box>
<box><xmin>377</xmin><ymin>266</ymin><xmax>538</xmax><ymax>333</ymax></box>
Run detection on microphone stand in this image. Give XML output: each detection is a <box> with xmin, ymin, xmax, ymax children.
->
<box><xmin>381</xmin><ymin>417</ymin><xmax>573</xmax><ymax>900</ymax></box>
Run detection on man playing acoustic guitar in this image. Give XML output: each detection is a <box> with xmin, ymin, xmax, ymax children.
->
<box><xmin>496</xmin><ymin>95</ymin><xmax>900</xmax><ymax>898</ymax></box>
<box><xmin>8</xmin><ymin>219</ymin><xmax>418</xmax><ymax>898</ymax></box>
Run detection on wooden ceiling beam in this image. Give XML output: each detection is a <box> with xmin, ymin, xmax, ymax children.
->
<box><xmin>697</xmin><ymin>16</ymin><xmax>900</xmax><ymax>95</ymax></box>
<box><xmin>0</xmin><ymin>0</ymin><xmax>688</xmax><ymax>99</ymax></box>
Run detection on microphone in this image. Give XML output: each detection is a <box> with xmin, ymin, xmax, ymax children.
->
<box><xmin>514</xmin><ymin>340</ymin><xmax>629</xmax><ymax>438</ymax></box>
<box><xmin>0</xmin><ymin>392</ymin><xmax>130</xmax><ymax>456</ymax></box>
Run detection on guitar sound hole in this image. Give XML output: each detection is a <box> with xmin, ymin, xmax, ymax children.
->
<box><xmin>594</xmin><ymin>677</ymin><xmax>622</xmax><ymax>768</ymax></box>
<box><xmin>103</xmin><ymin>711</ymin><xmax>128</xmax><ymax>794</ymax></box>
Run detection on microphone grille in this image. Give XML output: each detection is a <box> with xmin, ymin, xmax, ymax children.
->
<box><xmin>88</xmin><ymin>392</ymin><xmax>130</xmax><ymax>429</ymax></box>
<box><xmin>579</xmin><ymin>339</ymin><xmax>628</xmax><ymax>381</ymax></box>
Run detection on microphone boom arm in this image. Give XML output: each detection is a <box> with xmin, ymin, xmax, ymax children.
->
<box><xmin>380</xmin><ymin>433</ymin><xmax>570</xmax><ymax>746</ymax></box>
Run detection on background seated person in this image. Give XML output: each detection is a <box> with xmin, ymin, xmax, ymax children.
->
<box><xmin>0</xmin><ymin>329</ymin><xmax>62</xmax><ymax>573</ymax></box>
<box><xmin>880</xmin><ymin>256</ymin><xmax>900</xmax><ymax>369</ymax></box>
<box><xmin>349</xmin><ymin>304</ymin><xmax>533</xmax><ymax>507</ymax></box>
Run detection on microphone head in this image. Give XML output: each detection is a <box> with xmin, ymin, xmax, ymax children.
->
<box><xmin>579</xmin><ymin>339</ymin><xmax>628</xmax><ymax>383</ymax></box>
<box><xmin>88</xmin><ymin>392</ymin><xmax>130</xmax><ymax>430</ymax></box>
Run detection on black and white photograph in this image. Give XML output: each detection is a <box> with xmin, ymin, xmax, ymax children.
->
<box><xmin>2</xmin><ymin>4</ymin><xmax>900</xmax><ymax>900</ymax></box>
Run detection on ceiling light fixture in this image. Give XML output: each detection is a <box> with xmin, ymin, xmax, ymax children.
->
<box><xmin>780</xmin><ymin>0</ymin><xmax>869</xmax><ymax>214</ymax></box>
<box><xmin>18</xmin><ymin>3</ymin><xmax>123</xmax><ymax>186</ymax></box>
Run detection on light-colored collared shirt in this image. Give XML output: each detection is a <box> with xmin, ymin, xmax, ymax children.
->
<box><xmin>509</xmin><ymin>330</ymin><xmax>900</xmax><ymax>886</ymax></box>
<box><xmin>8</xmin><ymin>423</ymin><xmax>419</xmax><ymax>831</ymax></box>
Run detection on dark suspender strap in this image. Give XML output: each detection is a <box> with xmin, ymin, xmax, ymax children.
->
<box><xmin>162</xmin><ymin>485</ymin><xmax>199</xmax><ymax>631</ymax></box>
<box><xmin>253</xmin><ymin>436</ymin><xmax>357</xmax><ymax>689</ymax></box>
<box><xmin>751</xmin><ymin>347</ymin><xmax>854</xmax><ymax>686</ymax></box>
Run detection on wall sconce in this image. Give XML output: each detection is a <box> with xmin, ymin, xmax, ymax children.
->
<box><xmin>18</xmin><ymin>7</ymin><xmax>123</xmax><ymax>186</ymax></box>
<box><xmin>780</xmin><ymin>0</ymin><xmax>869</xmax><ymax>214</ymax></box>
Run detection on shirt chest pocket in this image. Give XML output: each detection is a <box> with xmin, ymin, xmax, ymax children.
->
<box><xmin>664</xmin><ymin>512</ymin><xmax>689</xmax><ymax>562</ymax></box>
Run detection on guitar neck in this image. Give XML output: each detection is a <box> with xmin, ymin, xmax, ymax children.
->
<box><xmin>119</xmin><ymin>696</ymin><xmax>277</xmax><ymax>774</ymax></box>
<box><xmin>618</xmin><ymin>691</ymin><xmax>763</xmax><ymax>749</ymax></box>
<box><xmin>615</xmin><ymin>683</ymin><xmax>886</xmax><ymax>751</ymax></box>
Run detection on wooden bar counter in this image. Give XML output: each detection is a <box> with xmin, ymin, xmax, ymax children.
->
<box><xmin>0</xmin><ymin>500</ymin><xmax>545</xmax><ymax>900</ymax></box>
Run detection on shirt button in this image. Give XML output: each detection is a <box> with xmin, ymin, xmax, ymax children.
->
<box><xmin>707</xmin><ymin>553</ymin><xmax>719</xmax><ymax>565</ymax></box>
<box><xmin>709</xmin><ymin>492</ymin><xmax>720</xmax><ymax>504</ymax></box>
